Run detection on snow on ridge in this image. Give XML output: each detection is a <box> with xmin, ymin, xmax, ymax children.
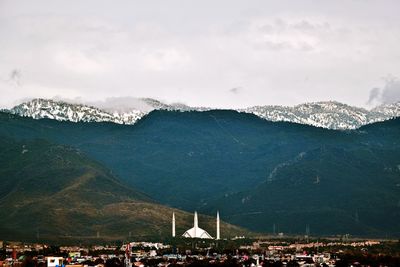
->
<box><xmin>8</xmin><ymin>98</ymin><xmax>146</xmax><ymax>125</ymax></box>
<box><xmin>241</xmin><ymin>101</ymin><xmax>400</xmax><ymax>130</ymax></box>
<box><xmin>4</xmin><ymin>98</ymin><xmax>400</xmax><ymax>130</ymax></box>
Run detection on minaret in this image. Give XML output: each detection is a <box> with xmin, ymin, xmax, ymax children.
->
<box><xmin>216</xmin><ymin>211</ymin><xmax>220</xmax><ymax>240</ymax></box>
<box><xmin>194</xmin><ymin>211</ymin><xmax>198</xmax><ymax>237</ymax></box>
<box><xmin>172</xmin><ymin>212</ymin><xmax>176</xmax><ymax>237</ymax></box>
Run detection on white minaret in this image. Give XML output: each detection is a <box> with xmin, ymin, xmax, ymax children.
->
<box><xmin>194</xmin><ymin>211</ymin><xmax>198</xmax><ymax>237</ymax></box>
<box><xmin>216</xmin><ymin>211</ymin><xmax>220</xmax><ymax>240</ymax></box>
<box><xmin>172</xmin><ymin>212</ymin><xmax>176</xmax><ymax>237</ymax></box>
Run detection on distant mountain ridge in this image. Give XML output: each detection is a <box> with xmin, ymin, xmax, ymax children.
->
<box><xmin>8</xmin><ymin>98</ymin><xmax>146</xmax><ymax>125</ymax></box>
<box><xmin>1</xmin><ymin>110</ymin><xmax>400</xmax><ymax>237</ymax></box>
<box><xmin>241</xmin><ymin>101</ymin><xmax>400</xmax><ymax>130</ymax></box>
<box><xmin>4</xmin><ymin>98</ymin><xmax>400</xmax><ymax>130</ymax></box>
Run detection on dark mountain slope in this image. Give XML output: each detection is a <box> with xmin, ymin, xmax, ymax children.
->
<box><xmin>0</xmin><ymin>111</ymin><xmax>350</xmax><ymax>209</ymax></box>
<box><xmin>0</xmin><ymin>137</ymin><xmax>246</xmax><ymax>241</ymax></box>
<box><xmin>201</xmin><ymin>144</ymin><xmax>400</xmax><ymax>236</ymax></box>
<box><xmin>0</xmin><ymin>111</ymin><xmax>399</xmax><ymax>236</ymax></box>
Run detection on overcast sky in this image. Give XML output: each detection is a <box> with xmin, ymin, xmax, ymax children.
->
<box><xmin>1</xmin><ymin>0</ymin><xmax>400</xmax><ymax>109</ymax></box>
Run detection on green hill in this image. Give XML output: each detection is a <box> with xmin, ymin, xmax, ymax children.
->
<box><xmin>0</xmin><ymin>110</ymin><xmax>342</xmax><ymax>209</ymax></box>
<box><xmin>0</xmin><ymin>137</ymin><xmax>247</xmax><ymax>242</ymax></box>
<box><xmin>202</xmin><ymin>144</ymin><xmax>400</xmax><ymax>236</ymax></box>
<box><xmin>0</xmin><ymin>111</ymin><xmax>399</xmax><ymax>237</ymax></box>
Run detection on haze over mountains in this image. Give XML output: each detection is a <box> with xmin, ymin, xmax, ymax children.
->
<box><xmin>1</xmin><ymin>102</ymin><xmax>400</xmax><ymax>238</ymax></box>
<box><xmin>5</xmin><ymin>98</ymin><xmax>400</xmax><ymax>130</ymax></box>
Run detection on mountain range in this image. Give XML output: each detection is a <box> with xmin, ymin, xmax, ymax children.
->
<box><xmin>5</xmin><ymin>98</ymin><xmax>400</xmax><ymax>130</ymax></box>
<box><xmin>0</xmin><ymin>135</ymin><xmax>246</xmax><ymax>242</ymax></box>
<box><xmin>1</xmin><ymin>106</ymin><xmax>399</xmax><ymax>238</ymax></box>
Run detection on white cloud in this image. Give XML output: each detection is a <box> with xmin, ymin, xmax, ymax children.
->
<box><xmin>141</xmin><ymin>48</ymin><xmax>192</xmax><ymax>71</ymax></box>
<box><xmin>367</xmin><ymin>76</ymin><xmax>400</xmax><ymax>105</ymax></box>
<box><xmin>53</xmin><ymin>49</ymin><xmax>110</xmax><ymax>74</ymax></box>
<box><xmin>0</xmin><ymin>0</ymin><xmax>399</xmax><ymax>109</ymax></box>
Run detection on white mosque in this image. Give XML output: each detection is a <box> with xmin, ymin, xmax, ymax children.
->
<box><xmin>172</xmin><ymin>211</ymin><xmax>220</xmax><ymax>239</ymax></box>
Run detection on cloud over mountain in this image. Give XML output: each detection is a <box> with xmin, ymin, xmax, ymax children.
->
<box><xmin>368</xmin><ymin>76</ymin><xmax>400</xmax><ymax>106</ymax></box>
<box><xmin>1</xmin><ymin>1</ymin><xmax>400</xmax><ymax>109</ymax></box>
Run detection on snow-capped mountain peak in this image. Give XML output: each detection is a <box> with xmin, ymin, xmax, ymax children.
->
<box><xmin>241</xmin><ymin>101</ymin><xmax>400</xmax><ymax>130</ymax></box>
<box><xmin>8</xmin><ymin>98</ymin><xmax>145</xmax><ymax>125</ymax></box>
<box><xmin>4</xmin><ymin>98</ymin><xmax>400</xmax><ymax>130</ymax></box>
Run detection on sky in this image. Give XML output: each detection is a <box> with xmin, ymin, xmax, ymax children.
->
<box><xmin>0</xmin><ymin>0</ymin><xmax>400</xmax><ymax>109</ymax></box>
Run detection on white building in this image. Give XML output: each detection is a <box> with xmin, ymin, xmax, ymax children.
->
<box><xmin>182</xmin><ymin>211</ymin><xmax>213</xmax><ymax>239</ymax></box>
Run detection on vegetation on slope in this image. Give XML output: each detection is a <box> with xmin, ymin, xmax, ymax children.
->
<box><xmin>0</xmin><ymin>137</ymin><xmax>247</xmax><ymax>241</ymax></box>
<box><xmin>0</xmin><ymin>111</ymin><xmax>399</xmax><ymax>236</ymax></box>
